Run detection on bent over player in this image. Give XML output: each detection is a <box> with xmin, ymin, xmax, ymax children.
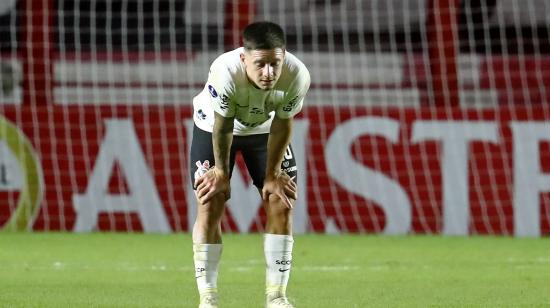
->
<box><xmin>189</xmin><ymin>21</ymin><xmax>310</xmax><ymax>308</ymax></box>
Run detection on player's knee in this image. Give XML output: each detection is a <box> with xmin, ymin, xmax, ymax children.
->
<box><xmin>266</xmin><ymin>195</ymin><xmax>293</xmax><ymax>216</ymax></box>
<box><xmin>197</xmin><ymin>194</ymin><xmax>226</xmax><ymax>220</ymax></box>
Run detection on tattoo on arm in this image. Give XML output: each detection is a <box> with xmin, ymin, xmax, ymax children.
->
<box><xmin>212</xmin><ymin>112</ymin><xmax>234</xmax><ymax>175</ymax></box>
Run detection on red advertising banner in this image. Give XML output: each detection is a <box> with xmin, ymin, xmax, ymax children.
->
<box><xmin>1</xmin><ymin>105</ymin><xmax>550</xmax><ymax>236</ymax></box>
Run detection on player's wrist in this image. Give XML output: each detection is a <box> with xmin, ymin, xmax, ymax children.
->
<box><xmin>214</xmin><ymin>166</ymin><xmax>230</xmax><ymax>179</ymax></box>
<box><xmin>265</xmin><ymin>169</ymin><xmax>283</xmax><ymax>181</ymax></box>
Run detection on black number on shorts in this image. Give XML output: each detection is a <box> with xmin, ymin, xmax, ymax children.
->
<box><xmin>284</xmin><ymin>146</ymin><xmax>293</xmax><ymax>160</ymax></box>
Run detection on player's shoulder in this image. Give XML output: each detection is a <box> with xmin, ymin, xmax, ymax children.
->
<box><xmin>284</xmin><ymin>51</ymin><xmax>309</xmax><ymax>77</ymax></box>
<box><xmin>210</xmin><ymin>47</ymin><xmax>245</xmax><ymax>74</ymax></box>
<box><xmin>208</xmin><ymin>48</ymin><xmax>246</xmax><ymax>92</ymax></box>
<box><xmin>282</xmin><ymin>51</ymin><xmax>310</xmax><ymax>91</ymax></box>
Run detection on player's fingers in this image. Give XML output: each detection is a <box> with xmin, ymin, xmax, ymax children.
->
<box><xmin>280</xmin><ymin>173</ymin><xmax>291</xmax><ymax>181</ymax></box>
<box><xmin>199</xmin><ymin>181</ymin><xmax>215</xmax><ymax>198</ymax></box>
<box><xmin>286</xmin><ymin>179</ymin><xmax>297</xmax><ymax>190</ymax></box>
<box><xmin>262</xmin><ymin>189</ymin><xmax>269</xmax><ymax>201</ymax></box>
<box><xmin>284</xmin><ymin>181</ymin><xmax>296</xmax><ymax>192</ymax></box>
<box><xmin>196</xmin><ymin>188</ymin><xmax>207</xmax><ymax>201</ymax></box>
<box><xmin>290</xmin><ymin>177</ymin><xmax>297</xmax><ymax>187</ymax></box>
<box><xmin>284</xmin><ymin>195</ymin><xmax>293</xmax><ymax>209</ymax></box>
<box><xmin>284</xmin><ymin>186</ymin><xmax>297</xmax><ymax>200</ymax></box>
<box><xmin>194</xmin><ymin>175</ymin><xmax>204</xmax><ymax>187</ymax></box>
<box><xmin>282</xmin><ymin>175</ymin><xmax>296</xmax><ymax>188</ymax></box>
<box><xmin>277</xmin><ymin>191</ymin><xmax>293</xmax><ymax>209</ymax></box>
<box><xmin>287</xmin><ymin>179</ymin><xmax>297</xmax><ymax>190</ymax></box>
<box><xmin>199</xmin><ymin>195</ymin><xmax>211</xmax><ymax>204</ymax></box>
<box><xmin>196</xmin><ymin>182</ymin><xmax>208</xmax><ymax>196</ymax></box>
<box><xmin>196</xmin><ymin>171</ymin><xmax>214</xmax><ymax>186</ymax></box>
<box><xmin>200</xmin><ymin>189</ymin><xmax>215</xmax><ymax>204</ymax></box>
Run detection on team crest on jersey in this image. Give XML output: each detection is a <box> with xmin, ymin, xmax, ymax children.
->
<box><xmin>208</xmin><ymin>85</ymin><xmax>218</xmax><ymax>98</ymax></box>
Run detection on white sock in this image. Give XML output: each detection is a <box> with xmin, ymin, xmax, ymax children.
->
<box><xmin>193</xmin><ymin>243</ymin><xmax>222</xmax><ymax>298</ymax></box>
<box><xmin>264</xmin><ymin>234</ymin><xmax>294</xmax><ymax>298</ymax></box>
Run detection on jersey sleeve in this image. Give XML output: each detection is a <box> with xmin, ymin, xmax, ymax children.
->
<box><xmin>207</xmin><ymin>59</ymin><xmax>236</xmax><ymax>118</ymax></box>
<box><xmin>275</xmin><ymin>66</ymin><xmax>311</xmax><ymax>119</ymax></box>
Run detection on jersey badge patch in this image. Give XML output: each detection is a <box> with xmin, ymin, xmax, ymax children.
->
<box><xmin>208</xmin><ymin>85</ymin><xmax>218</xmax><ymax>98</ymax></box>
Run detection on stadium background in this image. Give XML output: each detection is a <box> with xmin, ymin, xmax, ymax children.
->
<box><xmin>1</xmin><ymin>0</ymin><xmax>549</xmax><ymax>236</ymax></box>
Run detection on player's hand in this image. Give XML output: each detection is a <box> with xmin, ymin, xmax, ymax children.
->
<box><xmin>195</xmin><ymin>167</ymin><xmax>231</xmax><ymax>204</ymax></box>
<box><xmin>262</xmin><ymin>172</ymin><xmax>297</xmax><ymax>209</ymax></box>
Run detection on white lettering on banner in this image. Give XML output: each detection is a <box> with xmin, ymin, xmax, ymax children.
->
<box><xmin>511</xmin><ymin>123</ymin><xmax>550</xmax><ymax>237</ymax></box>
<box><xmin>325</xmin><ymin>117</ymin><xmax>412</xmax><ymax>234</ymax></box>
<box><xmin>412</xmin><ymin>121</ymin><xmax>499</xmax><ymax>235</ymax></box>
<box><xmin>72</xmin><ymin>119</ymin><xmax>170</xmax><ymax>233</ymax></box>
<box><xmin>184</xmin><ymin>120</ymin><xmax>309</xmax><ymax>233</ymax></box>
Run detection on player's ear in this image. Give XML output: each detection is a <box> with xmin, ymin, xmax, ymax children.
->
<box><xmin>240</xmin><ymin>52</ymin><xmax>246</xmax><ymax>64</ymax></box>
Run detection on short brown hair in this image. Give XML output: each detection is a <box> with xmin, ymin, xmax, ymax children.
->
<box><xmin>243</xmin><ymin>21</ymin><xmax>286</xmax><ymax>50</ymax></box>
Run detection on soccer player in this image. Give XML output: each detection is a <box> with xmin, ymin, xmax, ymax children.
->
<box><xmin>190</xmin><ymin>21</ymin><xmax>310</xmax><ymax>308</ymax></box>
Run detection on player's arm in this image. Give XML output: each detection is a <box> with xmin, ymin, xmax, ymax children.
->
<box><xmin>195</xmin><ymin>58</ymin><xmax>236</xmax><ymax>203</ymax></box>
<box><xmin>262</xmin><ymin>66</ymin><xmax>310</xmax><ymax>208</ymax></box>
<box><xmin>212</xmin><ymin>112</ymin><xmax>234</xmax><ymax>176</ymax></box>
<box><xmin>195</xmin><ymin>112</ymin><xmax>234</xmax><ymax>203</ymax></box>
<box><xmin>262</xmin><ymin>115</ymin><xmax>298</xmax><ymax>209</ymax></box>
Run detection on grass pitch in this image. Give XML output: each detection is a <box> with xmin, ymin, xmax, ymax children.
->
<box><xmin>0</xmin><ymin>233</ymin><xmax>549</xmax><ymax>307</ymax></box>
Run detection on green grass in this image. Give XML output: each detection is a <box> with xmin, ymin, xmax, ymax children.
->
<box><xmin>0</xmin><ymin>233</ymin><xmax>549</xmax><ymax>307</ymax></box>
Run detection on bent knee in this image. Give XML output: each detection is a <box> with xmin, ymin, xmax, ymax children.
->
<box><xmin>265</xmin><ymin>195</ymin><xmax>293</xmax><ymax>215</ymax></box>
<box><xmin>196</xmin><ymin>194</ymin><xmax>226</xmax><ymax>214</ymax></box>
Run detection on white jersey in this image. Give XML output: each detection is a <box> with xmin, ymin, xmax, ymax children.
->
<box><xmin>192</xmin><ymin>47</ymin><xmax>310</xmax><ymax>135</ymax></box>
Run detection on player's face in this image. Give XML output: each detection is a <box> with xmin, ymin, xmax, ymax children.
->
<box><xmin>241</xmin><ymin>48</ymin><xmax>285</xmax><ymax>90</ymax></box>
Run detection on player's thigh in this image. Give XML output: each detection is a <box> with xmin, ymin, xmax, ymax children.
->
<box><xmin>240</xmin><ymin>135</ymin><xmax>298</xmax><ymax>188</ymax></box>
<box><xmin>189</xmin><ymin>124</ymin><xmax>237</xmax><ymax>188</ymax></box>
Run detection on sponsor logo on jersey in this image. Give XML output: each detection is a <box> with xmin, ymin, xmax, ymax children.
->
<box><xmin>236</xmin><ymin>117</ymin><xmax>267</xmax><ymax>128</ymax></box>
<box><xmin>208</xmin><ymin>85</ymin><xmax>218</xmax><ymax>98</ymax></box>
<box><xmin>219</xmin><ymin>94</ymin><xmax>230</xmax><ymax>110</ymax></box>
<box><xmin>282</xmin><ymin>95</ymin><xmax>299</xmax><ymax>112</ymax></box>
<box><xmin>250</xmin><ymin>107</ymin><xmax>264</xmax><ymax>115</ymax></box>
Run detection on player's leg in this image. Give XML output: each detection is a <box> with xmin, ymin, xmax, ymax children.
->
<box><xmin>192</xmin><ymin>193</ymin><xmax>225</xmax><ymax>308</ymax></box>
<box><xmin>190</xmin><ymin>125</ymin><xmax>236</xmax><ymax>308</ymax></box>
<box><xmin>243</xmin><ymin>138</ymin><xmax>297</xmax><ymax>307</ymax></box>
<box><xmin>263</xmin><ymin>195</ymin><xmax>295</xmax><ymax>308</ymax></box>
<box><xmin>263</xmin><ymin>144</ymin><xmax>297</xmax><ymax>307</ymax></box>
